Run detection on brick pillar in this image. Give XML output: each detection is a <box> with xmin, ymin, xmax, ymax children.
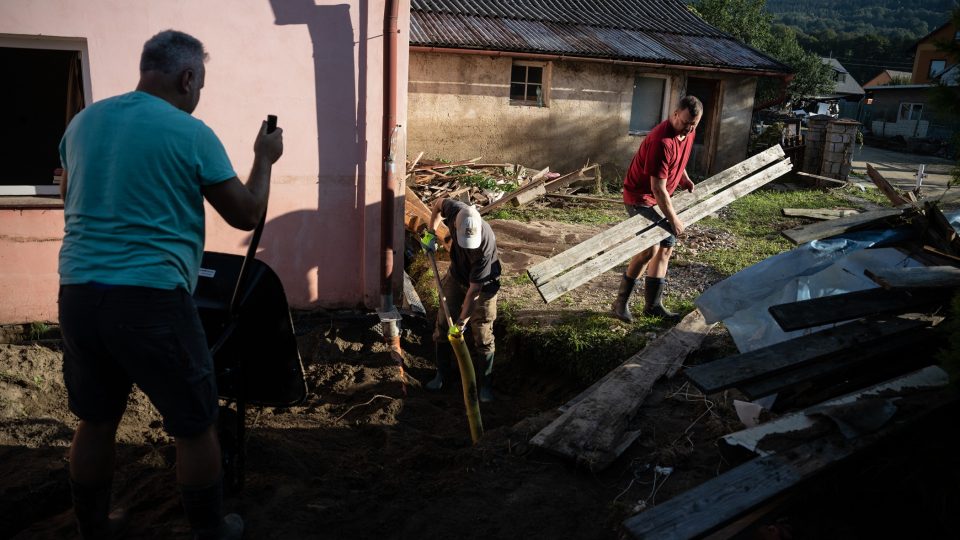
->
<box><xmin>818</xmin><ymin>119</ymin><xmax>861</xmax><ymax>181</ymax></box>
<box><xmin>803</xmin><ymin>116</ymin><xmax>830</xmax><ymax>175</ymax></box>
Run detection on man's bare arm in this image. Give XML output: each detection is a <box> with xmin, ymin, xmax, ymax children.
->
<box><xmin>202</xmin><ymin>122</ymin><xmax>282</xmax><ymax>231</ymax></box>
<box><xmin>651</xmin><ymin>176</ymin><xmax>685</xmax><ymax>236</ymax></box>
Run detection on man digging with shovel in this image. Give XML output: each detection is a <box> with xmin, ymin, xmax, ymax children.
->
<box><xmin>424</xmin><ymin>198</ymin><xmax>501</xmax><ymax>402</ymax></box>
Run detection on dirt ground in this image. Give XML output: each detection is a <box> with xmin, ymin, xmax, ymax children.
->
<box><xmin>1</xmin><ymin>206</ymin><xmax>957</xmax><ymax>539</ymax></box>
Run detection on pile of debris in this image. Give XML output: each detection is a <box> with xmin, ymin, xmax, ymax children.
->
<box><xmin>402</xmin><ymin>154</ymin><xmax>602</xmax><ymax>239</ymax></box>
<box><xmin>519</xmin><ymin>147</ymin><xmax>959</xmax><ymax>538</ymax></box>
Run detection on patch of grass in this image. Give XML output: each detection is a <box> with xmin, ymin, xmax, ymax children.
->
<box><xmin>836</xmin><ymin>183</ymin><xmax>891</xmax><ymax>207</ymax></box>
<box><xmin>499</xmin><ymin>309</ymin><xmax>684</xmax><ymax>385</ymax></box>
<box><xmin>28</xmin><ymin>322</ymin><xmax>50</xmax><ymax>341</ymax></box>
<box><xmin>407</xmin><ymin>252</ymin><xmax>439</xmax><ymax>311</ymax></box>
<box><xmin>487</xmin><ymin>205</ymin><xmax>622</xmax><ymax>224</ymax></box>
<box><xmin>696</xmin><ymin>188</ymin><xmax>858</xmax><ymax>276</ymax></box>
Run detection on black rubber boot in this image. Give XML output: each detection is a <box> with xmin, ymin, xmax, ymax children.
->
<box><xmin>179</xmin><ymin>478</ymin><xmax>244</xmax><ymax>540</ymax></box>
<box><xmin>610</xmin><ymin>273</ymin><xmax>637</xmax><ymax>323</ymax></box>
<box><xmin>70</xmin><ymin>478</ymin><xmax>128</xmax><ymax>539</ymax></box>
<box><xmin>643</xmin><ymin>276</ymin><xmax>678</xmax><ymax>319</ymax></box>
<box><xmin>425</xmin><ymin>342</ymin><xmax>453</xmax><ymax>391</ymax></box>
<box><xmin>477</xmin><ymin>352</ymin><xmax>495</xmax><ymax>403</ymax></box>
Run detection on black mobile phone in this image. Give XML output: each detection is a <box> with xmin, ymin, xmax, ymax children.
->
<box><xmin>266</xmin><ymin>115</ymin><xmax>278</xmax><ymax>134</ymax></box>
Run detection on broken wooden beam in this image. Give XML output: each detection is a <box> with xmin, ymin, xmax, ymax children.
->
<box><xmin>528</xmin><ymin>145</ymin><xmax>787</xmax><ymax>290</ymax></box>
<box><xmin>530</xmin><ymin>310</ymin><xmax>715</xmax><ymax>471</ymax></box>
<box><xmin>545</xmin><ymin>193</ymin><xmax>621</xmax><ymax>205</ymax></box>
<box><xmin>533</xmin><ymin>156</ymin><xmax>793</xmax><ymax>303</ymax></box>
<box><xmin>866</xmin><ymin>163</ymin><xmax>912</xmax><ymax>206</ymax></box>
<box><xmin>684</xmin><ymin>317</ymin><xmax>930</xmax><ymax>395</ymax></box>
<box><xmin>923</xmin><ymin>201</ymin><xmax>960</xmax><ymax>254</ymax></box>
<box><xmin>781</xmin><ymin>208</ymin><xmax>859</xmax><ymax>220</ymax></box>
<box><xmin>781</xmin><ymin>207</ymin><xmax>906</xmax><ymax>245</ymax></box>
<box><xmin>403</xmin><ymin>186</ymin><xmax>450</xmax><ymax>242</ymax></box>
<box><xmin>767</xmin><ymin>287</ymin><xmax>944</xmax><ymax>331</ymax></box>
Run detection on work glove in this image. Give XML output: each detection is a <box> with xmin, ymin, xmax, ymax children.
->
<box><xmin>420</xmin><ymin>230</ymin><xmax>438</xmax><ymax>253</ymax></box>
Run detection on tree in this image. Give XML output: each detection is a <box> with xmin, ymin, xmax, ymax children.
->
<box><xmin>690</xmin><ymin>0</ymin><xmax>834</xmax><ymax>104</ymax></box>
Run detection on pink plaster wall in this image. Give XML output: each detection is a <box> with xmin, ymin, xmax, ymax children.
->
<box><xmin>0</xmin><ymin>0</ymin><xmax>409</xmax><ymax>324</ymax></box>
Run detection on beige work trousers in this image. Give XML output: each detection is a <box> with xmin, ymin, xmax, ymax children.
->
<box><xmin>432</xmin><ymin>271</ymin><xmax>497</xmax><ymax>356</ymax></box>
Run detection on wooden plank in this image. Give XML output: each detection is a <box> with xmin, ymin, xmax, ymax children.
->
<box><xmin>726</xmin><ymin>366</ymin><xmax>949</xmax><ymax>456</ymax></box>
<box><xmin>543</xmin><ymin>164</ymin><xmax>600</xmax><ymax>194</ymax></box>
<box><xmin>684</xmin><ymin>317</ymin><xmax>929</xmax><ymax>395</ymax></box>
<box><xmin>781</xmin><ymin>208</ymin><xmax>859</xmax><ymax>220</ymax></box>
<box><xmin>545</xmin><ymin>193</ymin><xmax>622</xmax><ymax>204</ymax></box>
<box><xmin>737</xmin><ymin>324</ymin><xmax>932</xmax><ymax>400</ymax></box>
<box><xmin>412</xmin><ymin>157</ymin><xmax>480</xmax><ymax>172</ymax></box>
<box><xmin>407</xmin><ymin>151</ymin><xmax>424</xmax><ymax>175</ymax></box>
<box><xmin>403</xmin><ymin>186</ymin><xmax>450</xmax><ymax>243</ymax></box>
<box><xmin>781</xmin><ymin>208</ymin><xmax>905</xmax><ymax>245</ymax></box>
<box><xmin>537</xmin><ymin>158</ymin><xmax>793</xmax><ymax>303</ymax></box>
<box><xmin>527</xmin><ymin>145</ymin><xmax>786</xmax><ymax>286</ymax></box>
<box><xmin>795</xmin><ymin>170</ymin><xmax>848</xmax><ymax>185</ymax></box>
<box><xmin>530</xmin><ymin>310</ymin><xmax>715</xmax><ymax>470</ymax></box>
<box><xmin>479</xmin><ymin>177</ymin><xmax>548</xmax><ymax>215</ymax></box>
<box><xmin>923</xmin><ymin>245</ymin><xmax>960</xmax><ymax>264</ymax></box>
<box><xmin>924</xmin><ymin>201</ymin><xmax>960</xmax><ymax>253</ymax></box>
<box><xmin>514</xmin><ymin>181</ymin><xmax>547</xmax><ymax>206</ymax></box>
<box><xmin>622</xmin><ymin>386</ymin><xmax>957</xmax><ymax>540</ymax></box>
<box><xmin>767</xmin><ymin>287</ymin><xmax>943</xmax><ymax>331</ymax></box>
<box><xmin>866</xmin><ymin>163</ymin><xmax>912</xmax><ymax>206</ymax></box>
<box><xmin>865</xmin><ymin>266</ymin><xmax>960</xmax><ymax>289</ymax></box>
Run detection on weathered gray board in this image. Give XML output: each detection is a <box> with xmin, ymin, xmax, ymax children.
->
<box><xmin>781</xmin><ymin>208</ymin><xmax>906</xmax><ymax>245</ymax></box>
<box><xmin>622</xmin><ymin>369</ymin><xmax>955</xmax><ymax>540</ymax></box>
<box><xmin>529</xmin><ymin>310</ymin><xmax>715</xmax><ymax>470</ymax></box>
<box><xmin>767</xmin><ymin>287</ymin><xmax>944</xmax><ymax>331</ymax></box>
<box><xmin>684</xmin><ymin>317</ymin><xmax>930</xmax><ymax>395</ymax></box>
<box><xmin>781</xmin><ymin>208</ymin><xmax>859</xmax><ymax>220</ymax></box>
<box><xmin>865</xmin><ymin>265</ymin><xmax>960</xmax><ymax>289</ymax></box>
<box><xmin>529</xmin><ymin>148</ymin><xmax>792</xmax><ymax>303</ymax></box>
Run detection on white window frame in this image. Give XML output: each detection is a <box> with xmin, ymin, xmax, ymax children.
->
<box><xmin>898</xmin><ymin>102</ymin><xmax>923</xmax><ymax>121</ymax></box>
<box><xmin>0</xmin><ymin>34</ymin><xmax>92</xmax><ymax>197</ymax></box>
<box><xmin>628</xmin><ymin>73</ymin><xmax>671</xmax><ymax>136</ymax></box>
<box><xmin>509</xmin><ymin>60</ymin><xmax>550</xmax><ymax>107</ymax></box>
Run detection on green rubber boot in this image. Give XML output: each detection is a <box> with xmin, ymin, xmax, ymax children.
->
<box><xmin>477</xmin><ymin>352</ymin><xmax>495</xmax><ymax>403</ymax></box>
<box><xmin>425</xmin><ymin>342</ymin><xmax>453</xmax><ymax>391</ymax></box>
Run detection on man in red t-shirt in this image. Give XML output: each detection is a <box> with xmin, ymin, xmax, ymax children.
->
<box><xmin>612</xmin><ymin>95</ymin><xmax>702</xmax><ymax>322</ymax></box>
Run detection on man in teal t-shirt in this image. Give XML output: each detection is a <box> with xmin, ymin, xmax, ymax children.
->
<box><xmin>58</xmin><ymin>30</ymin><xmax>282</xmax><ymax>539</ymax></box>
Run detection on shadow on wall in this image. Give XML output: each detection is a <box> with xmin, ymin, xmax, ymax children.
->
<box><xmin>265</xmin><ymin>0</ymin><xmax>368</xmax><ymax>308</ymax></box>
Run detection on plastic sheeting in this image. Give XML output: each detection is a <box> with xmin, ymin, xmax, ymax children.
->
<box><xmin>695</xmin><ymin>211</ymin><xmax>960</xmax><ymax>353</ymax></box>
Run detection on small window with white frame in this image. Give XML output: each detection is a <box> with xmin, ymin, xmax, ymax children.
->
<box><xmin>0</xmin><ymin>36</ymin><xmax>90</xmax><ymax>197</ymax></box>
<box><xmin>510</xmin><ymin>61</ymin><xmax>547</xmax><ymax>106</ymax></box>
<box><xmin>628</xmin><ymin>75</ymin><xmax>669</xmax><ymax>135</ymax></box>
<box><xmin>898</xmin><ymin>102</ymin><xmax>923</xmax><ymax>121</ymax></box>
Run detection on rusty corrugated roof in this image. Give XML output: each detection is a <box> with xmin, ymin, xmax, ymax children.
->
<box><xmin>410</xmin><ymin>0</ymin><xmax>790</xmax><ymax>73</ymax></box>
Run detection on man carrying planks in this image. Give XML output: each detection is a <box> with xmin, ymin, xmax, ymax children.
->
<box><xmin>612</xmin><ymin>95</ymin><xmax>702</xmax><ymax>322</ymax></box>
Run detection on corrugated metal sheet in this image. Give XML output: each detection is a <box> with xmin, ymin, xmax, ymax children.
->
<box><xmin>410</xmin><ymin>10</ymin><xmax>789</xmax><ymax>73</ymax></box>
<box><xmin>412</xmin><ymin>0</ymin><xmax>728</xmax><ymax>37</ymax></box>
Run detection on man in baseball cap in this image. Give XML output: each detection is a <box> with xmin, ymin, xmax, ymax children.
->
<box><xmin>426</xmin><ymin>197</ymin><xmax>501</xmax><ymax>402</ymax></box>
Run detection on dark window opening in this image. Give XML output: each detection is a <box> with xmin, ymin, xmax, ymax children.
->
<box><xmin>510</xmin><ymin>63</ymin><xmax>544</xmax><ymax>106</ymax></box>
<box><xmin>1</xmin><ymin>47</ymin><xmax>84</xmax><ymax>186</ymax></box>
<box><xmin>929</xmin><ymin>59</ymin><xmax>946</xmax><ymax>79</ymax></box>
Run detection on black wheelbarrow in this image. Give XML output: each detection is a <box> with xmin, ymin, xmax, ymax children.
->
<box><xmin>193</xmin><ymin>212</ymin><xmax>307</xmax><ymax>491</ymax></box>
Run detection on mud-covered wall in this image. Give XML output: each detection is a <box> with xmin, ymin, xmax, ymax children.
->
<box><xmin>408</xmin><ymin>52</ymin><xmax>757</xmax><ymax>179</ymax></box>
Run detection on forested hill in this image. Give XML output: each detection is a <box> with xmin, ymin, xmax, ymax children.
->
<box><xmin>765</xmin><ymin>0</ymin><xmax>956</xmax><ymax>39</ymax></box>
<box><xmin>762</xmin><ymin>0</ymin><xmax>957</xmax><ymax>85</ymax></box>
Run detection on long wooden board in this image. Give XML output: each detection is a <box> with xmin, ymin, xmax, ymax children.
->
<box><xmin>536</xmin><ymin>158</ymin><xmax>793</xmax><ymax>303</ymax></box>
<box><xmin>737</xmin><ymin>325</ymin><xmax>932</xmax><ymax>400</ymax></box>
<box><xmin>781</xmin><ymin>208</ymin><xmax>859</xmax><ymax>220</ymax></box>
<box><xmin>528</xmin><ymin>145</ymin><xmax>787</xmax><ymax>286</ymax></box>
<box><xmin>865</xmin><ymin>265</ymin><xmax>960</xmax><ymax>289</ymax></box>
<box><xmin>866</xmin><ymin>163</ymin><xmax>911</xmax><ymax>206</ymax></box>
<box><xmin>684</xmin><ymin>317</ymin><xmax>929</xmax><ymax>395</ymax></box>
<box><xmin>781</xmin><ymin>207</ymin><xmax>905</xmax><ymax>245</ymax></box>
<box><xmin>768</xmin><ymin>287</ymin><xmax>943</xmax><ymax>331</ymax></box>
<box><xmin>530</xmin><ymin>310</ymin><xmax>715</xmax><ymax>470</ymax></box>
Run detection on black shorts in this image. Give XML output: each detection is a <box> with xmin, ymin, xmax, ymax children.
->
<box><xmin>625</xmin><ymin>204</ymin><xmax>677</xmax><ymax>248</ymax></box>
<box><xmin>59</xmin><ymin>284</ymin><xmax>218</xmax><ymax>437</ymax></box>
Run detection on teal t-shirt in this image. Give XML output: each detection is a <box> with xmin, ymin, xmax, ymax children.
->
<box><xmin>59</xmin><ymin>91</ymin><xmax>236</xmax><ymax>292</ymax></box>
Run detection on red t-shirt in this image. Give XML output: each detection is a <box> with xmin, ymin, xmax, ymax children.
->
<box><xmin>623</xmin><ymin>120</ymin><xmax>695</xmax><ymax>207</ymax></box>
